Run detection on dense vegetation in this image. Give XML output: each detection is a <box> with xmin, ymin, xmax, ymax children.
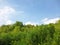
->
<box><xmin>0</xmin><ymin>20</ymin><xmax>60</xmax><ymax>45</ymax></box>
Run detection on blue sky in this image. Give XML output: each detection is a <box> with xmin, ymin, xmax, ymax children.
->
<box><xmin>0</xmin><ymin>0</ymin><xmax>60</xmax><ymax>25</ymax></box>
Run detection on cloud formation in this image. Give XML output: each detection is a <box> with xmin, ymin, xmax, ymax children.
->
<box><xmin>25</xmin><ymin>21</ymin><xmax>38</xmax><ymax>26</ymax></box>
<box><xmin>0</xmin><ymin>6</ymin><xmax>15</xmax><ymax>25</ymax></box>
<box><xmin>42</xmin><ymin>18</ymin><xmax>60</xmax><ymax>24</ymax></box>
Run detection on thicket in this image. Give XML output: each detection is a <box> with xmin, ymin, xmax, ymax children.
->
<box><xmin>0</xmin><ymin>20</ymin><xmax>60</xmax><ymax>45</ymax></box>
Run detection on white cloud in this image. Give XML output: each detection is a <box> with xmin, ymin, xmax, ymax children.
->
<box><xmin>25</xmin><ymin>21</ymin><xmax>38</xmax><ymax>26</ymax></box>
<box><xmin>0</xmin><ymin>6</ymin><xmax>15</xmax><ymax>15</ymax></box>
<box><xmin>42</xmin><ymin>18</ymin><xmax>60</xmax><ymax>24</ymax></box>
<box><xmin>0</xmin><ymin>6</ymin><xmax>15</xmax><ymax>25</ymax></box>
<box><xmin>5</xmin><ymin>20</ymin><xmax>14</xmax><ymax>25</ymax></box>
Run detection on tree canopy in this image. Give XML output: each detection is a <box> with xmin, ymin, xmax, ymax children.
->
<box><xmin>0</xmin><ymin>20</ymin><xmax>60</xmax><ymax>45</ymax></box>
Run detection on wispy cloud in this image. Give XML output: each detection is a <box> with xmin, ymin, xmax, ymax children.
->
<box><xmin>42</xmin><ymin>18</ymin><xmax>60</xmax><ymax>24</ymax></box>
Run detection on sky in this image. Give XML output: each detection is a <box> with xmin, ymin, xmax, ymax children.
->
<box><xmin>0</xmin><ymin>0</ymin><xmax>60</xmax><ymax>25</ymax></box>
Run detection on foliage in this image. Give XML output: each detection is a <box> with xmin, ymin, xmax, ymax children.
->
<box><xmin>0</xmin><ymin>21</ymin><xmax>60</xmax><ymax>45</ymax></box>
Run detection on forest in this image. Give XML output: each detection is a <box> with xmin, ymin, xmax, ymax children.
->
<box><xmin>0</xmin><ymin>20</ymin><xmax>60</xmax><ymax>45</ymax></box>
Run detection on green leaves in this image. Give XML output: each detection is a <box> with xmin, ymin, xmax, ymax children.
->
<box><xmin>0</xmin><ymin>20</ymin><xmax>60</xmax><ymax>45</ymax></box>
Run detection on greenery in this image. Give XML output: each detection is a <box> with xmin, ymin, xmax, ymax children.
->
<box><xmin>0</xmin><ymin>20</ymin><xmax>60</xmax><ymax>45</ymax></box>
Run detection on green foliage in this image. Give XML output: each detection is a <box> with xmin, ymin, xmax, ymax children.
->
<box><xmin>0</xmin><ymin>20</ymin><xmax>60</xmax><ymax>45</ymax></box>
